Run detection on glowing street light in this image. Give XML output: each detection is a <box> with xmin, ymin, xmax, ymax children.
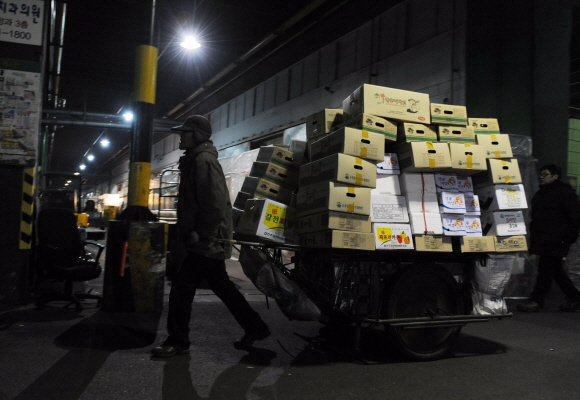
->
<box><xmin>87</xmin><ymin>154</ymin><xmax>95</xmax><ymax>161</ymax></box>
<box><xmin>123</xmin><ymin>112</ymin><xmax>134</xmax><ymax>122</ymax></box>
<box><xmin>79</xmin><ymin>164</ymin><xmax>86</xmax><ymax>170</ymax></box>
<box><xmin>180</xmin><ymin>36</ymin><xmax>201</xmax><ymax>49</ymax></box>
<box><xmin>100</xmin><ymin>138</ymin><xmax>110</xmax><ymax>147</ymax></box>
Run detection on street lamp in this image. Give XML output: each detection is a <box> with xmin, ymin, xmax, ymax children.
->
<box><xmin>180</xmin><ymin>36</ymin><xmax>200</xmax><ymax>49</ymax></box>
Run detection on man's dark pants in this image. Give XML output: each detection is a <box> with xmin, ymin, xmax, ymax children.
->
<box><xmin>166</xmin><ymin>251</ymin><xmax>267</xmax><ymax>348</ymax></box>
<box><xmin>531</xmin><ymin>255</ymin><xmax>580</xmax><ymax>307</ymax></box>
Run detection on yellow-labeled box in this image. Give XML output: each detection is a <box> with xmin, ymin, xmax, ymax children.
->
<box><xmin>372</xmin><ymin>223</ymin><xmax>414</xmax><ymax>250</ymax></box>
<box><xmin>476</xmin><ymin>134</ymin><xmax>513</xmax><ymax>159</ymax></box>
<box><xmin>296</xmin><ymin>181</ymin><xmax>371</xmax><ymax>217</ymax></box>
<box><xmin>448</xmin><ymin>143</ymin><xmax>487</xmax><ymax>175</ymax></box>
<box><xmin>343</xmin><ymin>84</ymin><xmax>431</xmax><ymax>123</ymax></box>
<box><xmin>396</xmin><ymin>142</ymin><xmax>452</xmax><ymax>172</ymax></box>
<box><xmin>249</xmin><ymin>161</ymin><xmax>299</xmax><ymax>190</ymax></box>
<box><xmin>299</xmin><ymin>153</ymin><xmax>377</xmax><ymax>188</ymax></box>
<box><xmin>344</xmin><ymin>113</ymin><xmax>398</xmax><ymax>143</ymax></box>
<box><xmin>238</xmin><ymin>198</ymin><xmax>296</xmax><ymax>244</ymax></box>
<box><xmin>309</xmin><ymin>127</ymin><xmax>385</xmax><ymax>162</ymax></box>
<box><xmin>472</xmin><ymin>159</ymin><xmax>522</xmax><ymax>188</ymax></box>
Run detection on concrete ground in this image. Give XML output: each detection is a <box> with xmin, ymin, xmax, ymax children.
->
<box><xmin>2</xmin><ymin>250</ymin><xmax>580</xmax><ymax>399</ymax></box>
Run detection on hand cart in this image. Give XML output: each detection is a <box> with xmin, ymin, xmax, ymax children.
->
<box><xmin>225</xmin><ymin>235</ymin><xmax>512</xmax><ymax>361</ymax></box>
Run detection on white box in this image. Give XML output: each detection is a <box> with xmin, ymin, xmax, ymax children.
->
<box><xmin>309</xmin><ymin>127</ymin><xmax>386</xmax><ymax>162</ymax></box>
<box><xmin>238</xmin><ymin>199</ymin><xmax>296</xmax><ymax>243</ymax></box>
<box><xmin>439</xmin><ymin>192</ymin><xmax>466</xmax><ymax>214</ymax></box>
<box><xmin>299</xmin><ymin>153</ymin><xmax>377</xmax><ymax>188</ymax></box>
<box><xmin>457</xmin><ymin>176</ymin><xmax>474</xmax><ymax>192</ymax></box>
<box><xmin>406</xmin><ymin>192</ymin><xmax>440</xmax><ymax>214</ymax></box>
<box><xmin>464</xmin><ymin>216</ymin><xmax>483</xmax><ymax>236</ymax></box>
<box><xmin>481</xmin><ymin>211</ymin><xmax>526</xmax><ymax>236</ymax></box>
<box><xmin>465</xmin><ymin>193</ymin><xmax>481</xmax><ymax>215</ymax></box>
<box><xmin>475</xmin><ymin>184</ymin><xmax>528</xmax><ymax>211</ymax></box>
<box><xmin>343</xmin><ymin>84</ymin><xmax>431</xmax><ymax>123</ymax></box>
<box><xmin>376</xmin><ymin>153</ymin><xmax>400</xmax><ymax>175</ymax></box>
<box><xmin>435</xmin><ymin>173</ymin><xmax>459</xmax><ymax>193</ymax></box>
<box><xmin>372</xmin><ymin>223</ymin><xmax>414</xmax><ymax>250</ymax></box>
<box><xmin>296</xmin><ymin>181</ymin><xmax>372</xmax><ymax>217</ymax></box>
<box><xmin>370</xmin><ymin>195</ymin><xmax>409</xmax><ymax>223</ymax></box>
<box><xmin>441</xmin><ymin>214</ymin><xmax>466</xmax><ymax>236</ymax></box>
<box><xmin>409</xmin><ymin>213</ymin><xmax>444</xmax><ymax>235</ymax></box>
<box><xmin>371</xmin><ymin>175</ymin><xmax>401</xmax><ymax>196</ymax></box>
<box><xmin>399</xmin><ymin>172</ymin><xmax>437</xmax><ymax>194</ymax></box>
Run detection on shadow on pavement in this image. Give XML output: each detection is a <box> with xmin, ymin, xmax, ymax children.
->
<box><xmin>13</xmin><ymin>310</ymin><xmax>162</xmax><ymax>400</ymax></box>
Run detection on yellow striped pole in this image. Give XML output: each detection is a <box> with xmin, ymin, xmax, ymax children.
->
<box><xmin>20</xmin><ymin>167</ymin><xmax>35</xmax><ymax>249</ymax></box>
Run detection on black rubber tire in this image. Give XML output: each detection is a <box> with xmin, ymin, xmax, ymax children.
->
<box><xmin>384</xmin><ymin>263</ymin><xmax>464</xmax><ymax>361</ymax></box>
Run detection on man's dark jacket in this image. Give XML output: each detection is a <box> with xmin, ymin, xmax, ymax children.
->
<box><xmin>177</xmin><ymin>141</ymin><xmax>233</xmax><ymax>259</ymax></box>
<box><xmin>530</xmin><ymin>180</ymin><xmax>580</xmax><ymax>257</ymax></box>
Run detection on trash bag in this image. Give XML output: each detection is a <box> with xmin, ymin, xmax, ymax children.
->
<box><xmin>238</xmin><ymin>245</ymin><xmax>321</xmax><ymax>321</ymax></box>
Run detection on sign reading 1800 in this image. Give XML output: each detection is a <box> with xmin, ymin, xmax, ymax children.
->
<box><xmin>0</xmin><ymin>0</ymin><xmax>44</xmax><ymax>46</ymax></box>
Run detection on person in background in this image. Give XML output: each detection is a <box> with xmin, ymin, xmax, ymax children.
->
<box><xmin>517</xmin><ymin>164</ymin><xmax>580</xmax><ymax>312</ymax></box>
<box><xmin>152</xmin><ymin>116</ymin><xmax>270</xmax><ymax>357</ymax></box>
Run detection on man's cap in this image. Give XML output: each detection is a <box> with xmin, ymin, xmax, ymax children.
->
<box><xmin>171</xmin><ymin>115</ymin><xmax>212</xmax><ymax>136</ymax></box>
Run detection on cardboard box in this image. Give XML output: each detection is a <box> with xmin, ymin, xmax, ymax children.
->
<box><xmin>249</xmin><ymin>161</ymin><xmax>299</xmax><ymax>189</ymax></box>
<box><xmin>232</xmin><ymin>207</ymin><xmax>245</xmax><ymax>231</ymax></box>
<box><xmin>370</xmin><ymin>195</ymin><xmax>409</xmax><ymax>223</ymax></box>
<box><xmin>439</xmin><ymin>192</ymin><xmax>467</xmax><ymax>214</ymax></box>
<box><xmin>289</xmin><ymin>140</ymin><xmax>308</xmax><ymax>160</ymax></box>
<box><xmin>406</xmin><ymin>192</ymin><xmax>439</xmax><ymax>214</ymax></box>
<box><xmin>472</xmin><ymin>159</ymin><xmax>522</xmax><ymax>188</ymax></box>
<box><xmin>430</xmin><ymin>103</ymin><xmax>468</xmax><ymax>126</ymax></box>
<box><xmin>372</xmin><ymin>223</ymin><xmax>414</xmax><ymax>250</ymax></box>
<box><xmin>241</xmin><ymin>176</ymin><xmax>293</xmax><ymax>205</ymax></box>
<box><xmin>344</xmin><ymin>113</ymin><xmax>398</xmax><ymax>143</ymax></box>
<box><xmin>256</xmin><ymin>146</ymin><xmax>302</xmax><ymax>170</ymax></box>
<box><xmin>476</xmin><ymin>134</ymin><xmax>513</xmax><ymax>159</ymax></box>
<box><xmin>481</xmin><ymin>211</ymin><xmax>527</xmax><ymax>236</ymax></box>
<box><xmin>414</xmin><ymin>235</ymin><xmax>453</xmax><ymax>252</ymax></box>
<box><xmin>399</xmin><ymin>172</ymin><xmax>437</xmax><ymax>193</ymax></box>
<box><xmin>397</xmin><ymin>122</ymin><xmax>438</xmax><ymax>142</ymax></box>
<box><xmin>441</xmin><ymin>214</ymin><xmax>466</xmax><ymax>236</ymax></box>
<box><xmin>464</xmin><ymin>216</ymin><xmax>483</xmax><ymax>236</ymax></box>
<box><xmin>295</xmin><ymin>210</ymin><xmax>371</xmax><ymax>234</ymax></box>
<box><xmin>343</xmin><ymin>84</ymin><xmax>431</xmax><ymax>123</ymax></box>
<box><xmin>309</xmin><ymin>127</ymin><xmax>386</xmax><ymax>162</ymax></box>
<box><xmin>296</xmin><ymin>181</ymin><xmax>372</xmax><ymax>217</ymax></box>
<box><xmin>460</xmin><ymin>236</ymin><xmax>496</xmax><ymax>253</ymax></box>
<box><xmin>464</xmin><ymin>193</ymin><xmax>481</xmax><ymax>215</ymax></box>
<box><xmin>494</xmin><ymin>235</ymin><xmax>528</xmax><ymax>252</ymax></box>
<box><xmin>376</xmin><ymin>153</ymin><xmax>400</xmax><ymax>175</ymax></box>
<box><xmin>468</xmin><ymin>118</ymin><xmax>501</xmax><ymax>135</ymax></box>
<box><xmin>299</xmin><ymin>229</ymin><xmax>375</xmax><ymax>250</ymax></box>
<box><xmin>437</xmin><ymin>125</ymin><xmax>475</xmax><ymax>143</ymax></box>
<box><xmin>233</xmin><ymin>191</ymin><xmax>253</xmax><ymax>210</ymax></box>
<box><xmin>475</xmin><ymin>184</ymin><xmax>528</xmax><ymax>211</ymax></box>
<box><xmin>409</xmin><ymin>213</ymin><xmax>444</xmax><ymax>235</ymax></box>
<box><xmin>448</xmin><ymin>143</ymin><xmax>487</xmax><ymax>174</ymax></box>
<box><xmin>371</xmin><ymin>175</ymin><xmax>401</xmax><ymax>195</ymax></box>
<box><xmin>305</xmin><ymin>109</ymin><xmax>344</xmax><ymax>140</ymax></box>
<box><xmin>299</xmin><ymin>153</ymin><xmax>377</xmax><ymax>188</ymax></box>
<box><xmin>435</xmin><ymin>173</ymin><xmax>459</xmax><ymax>193</ymax></box>
<box><xmin>457</xmin><ymin>176</ymin><xmax>474</xmax><ymax>192</ymax></box>
<box><xmin>397</xmin><ymin>142</ymin><xmax>452</xmax><ymax>172</ymax></box>
<box><xmin>238</xmin><ymin>198</ymin><xmax>296</xmax><ymax>243</ymax></box>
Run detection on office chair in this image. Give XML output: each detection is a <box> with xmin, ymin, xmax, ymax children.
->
<box><xmin>34</xmin><ymin>207</ymin><xmax>105</xmax><ymax>312</ymax></box>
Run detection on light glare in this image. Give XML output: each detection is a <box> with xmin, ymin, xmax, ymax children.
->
<box><xmin>100</xmin><ymin>138</ymin><xmax>110</xmax><ymax>147</ymax></box>
<box><xmin>122</xmin><ymin>112</ymin><xmax>134</xmax><ymax>122</ymax></box>
<box><xmin>87</xmin><ymin>154</ymin><xmax>95</xmax><ymax>161</ymax></box>
<box><xmin>180</xmin><ymin>36</ymin><xmax>201</xmax><ymax>49</ymax></box>
<box><xmin>79</xmin><ymin>164</ymin><xmax>86</xmax><ymax>170</ymax></box>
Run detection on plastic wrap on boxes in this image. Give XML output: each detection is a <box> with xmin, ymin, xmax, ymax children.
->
<box><xmin>239</xmin><ymin>246</ymin><xmax>321</xmax><ymax>321</ymax></box>
<box><xmin>470</xmin><ymin>254</ymin><xmax>515</xmax><ymax>315</ymax></box>
<box><xmin>508</xmin><ymin>134</ymin><xmax>533</xmax><ymax>158</ymax></box>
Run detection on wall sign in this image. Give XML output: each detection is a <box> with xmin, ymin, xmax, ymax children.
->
<box><xmin>0</xmin><ymin>0</ymin><xmax>44</xmax><ymax>46</ymax></box>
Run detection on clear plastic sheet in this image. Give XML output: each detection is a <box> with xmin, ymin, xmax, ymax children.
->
<box><xmin>565</xmin><ymin>237</ymin><xmax>580</xmax><ymax>290</ymax></box>
<box><xmin>238</xmin><ymin>245</ymin><xmax>321</xmax><ymax>321</ymax></box>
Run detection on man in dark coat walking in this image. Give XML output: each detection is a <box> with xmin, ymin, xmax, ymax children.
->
<box><xmin>517</xmin><ymin>164</ymin><xmax>580</xmax><ymax>312</ymax></box>
<box><xmin>152</xmin><ymin>116</ymin><xmax>270</xmax><ymax>357</ymax></box>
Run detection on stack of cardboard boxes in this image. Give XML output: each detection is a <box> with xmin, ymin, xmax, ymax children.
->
<box><xmin>231</xmin><ymin>83</ymin><xmax>528</xmax><ymax>255</ymax></box>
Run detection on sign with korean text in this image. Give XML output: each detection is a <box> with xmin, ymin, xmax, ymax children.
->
<box><xmin>0</xmin><ymin>0</ymin><xmax>44</xmax><ymax>46</ymax></box>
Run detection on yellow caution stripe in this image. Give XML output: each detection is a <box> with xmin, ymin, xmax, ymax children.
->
<box><xmin>20</xmin><ymin>167</ymin><xmax>35</xmax><ymax>249</ymax></box>
<box><xmin>128</xmin><ymin>162</ymin><xmax>152</xmax><ymax>207</ymax></box>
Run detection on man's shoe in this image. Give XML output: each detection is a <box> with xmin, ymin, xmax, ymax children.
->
<box><xmin>234</xmin><ymin>328</ymin><xmax>271</xmax><ymax>348</ymax></box>
<box><xmin>151</xmin><ymin>344</ymin><xmax>190</xmax><ymax>358</ymax></box>
<box><xmin>516</xmin><ymin>300</ymin><xmax>541</xmax><ymax>312</ymax></box>
<box><xmin>559</xmin><ymin>300</ymin><xmax>580</xmax><ymax>312</ymax></box>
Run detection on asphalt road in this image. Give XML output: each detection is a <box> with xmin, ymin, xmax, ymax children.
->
<box><xmin>1</xmin><ymin>258</ymin><xmax>580</xmax><ymax>400</ymax></box>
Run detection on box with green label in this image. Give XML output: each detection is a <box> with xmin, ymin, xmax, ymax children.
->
<box><xmin>344</xmin><ymin>113</ymin><xmax>398</xmax><ymax>142</ymax></box>
<box><xmin>468</xmin><ymin>118</ymin><xmax>501</xmax><ymax>135</ymax></box>
<box><xmin>238</xmin><ymin>198</ymin><xmax>297</xmax><ymax>243</ymax></box>
<box><xmin>430</xmin><ymin>103</ymin><xmax>468</xmax><ymax>125</ymax></box>
<box><xmin>305</xmin><ymin>109</ymin><xmax>344</xmax><ymax>140</ymax></box>
<box><xmin>437</xmin><ymin>125</ymin><xmax>475</xmax><ymax>143</ymax></box>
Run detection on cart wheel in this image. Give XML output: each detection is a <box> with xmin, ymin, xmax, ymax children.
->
<box><xmin>384</xmin><ymin>263</ymin><xmax>463</xmax><ymax>361</ymax></box>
